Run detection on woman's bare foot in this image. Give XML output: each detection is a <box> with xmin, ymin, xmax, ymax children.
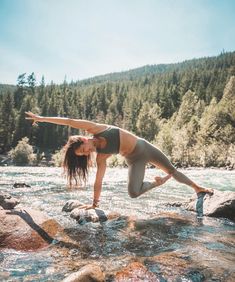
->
<box><xmin>154</xmin><ymin>174</ymin><xmax>172</xmax><ymax>187</ymax></box>
<box><xmin>194</xmin><ymin>186</ymin><xmax>214</xmax><ymax>195</ymax></box>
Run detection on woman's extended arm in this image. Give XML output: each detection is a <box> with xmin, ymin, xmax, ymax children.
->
<box><xmin>25</xmin><ymin>111</ymin><xmax>107</xmax><ymax>133</ymax></box>
<box><xmin>76</xmin><ymin>154</ymin><xmax>110</xmax><ymax>210</ymax></box>
<box><xmin>92</xmin><ymin>154</ymin><xmax>111</xmax><ymax>207</ymax></box>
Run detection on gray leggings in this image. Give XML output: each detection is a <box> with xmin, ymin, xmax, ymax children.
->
<box><xmin>125</xmin><ymin>138</ymin><xmax>196</xmax><ymax>198</ymax></box>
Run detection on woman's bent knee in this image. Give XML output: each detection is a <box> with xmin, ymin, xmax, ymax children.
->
<box><xmin>128</xmin><ymin>188</ymin><xmax>140</xmax><ymax>198</ymax></box>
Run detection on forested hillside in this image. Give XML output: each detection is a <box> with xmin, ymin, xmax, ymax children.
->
<box><xmin>0</xmin><ymin>51</ymin><xmax>235</xmax><ymax>167</ymax></box>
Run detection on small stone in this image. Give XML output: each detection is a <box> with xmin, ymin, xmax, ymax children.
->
<box><xmin>13</xmin><ymin>182</ymin><xmax>31</xmax><ymax>188</ymax></box>
<box><xmin>70</xmin><ymin>207</ymin><xmax>119</xmax><ymax>224</ymax></box>
<box><xmin>62</xmin><ymin>200</ymin><xmax>85</xmax><ymax>212</ymax></box>
<box><xmin>0</xmin><ymin>192</ymin><xmax>20</xmax><ymax>210</ymax></box>
<box><xmin>70</xmin><ymin>208</ymin><xmax>107</xmax><ymax>223</ymax></box>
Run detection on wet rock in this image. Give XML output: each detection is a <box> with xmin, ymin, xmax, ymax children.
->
<box><xmin>183</xmin><ymin>270</ymin><xmax>205</xmax><ymax>281</ymax></box>
<box><xmin>0</xmin><ymin>208</ymin><xmax>62</xmax><ymax>251</ymax></box>
<box><xmin>177</xmin><ymin>242</ymin><xmax>235</xmax><ymax>281</ymax></box>
<box><xmin>0</xmin><ymin>192</ymin><xmax>20</xmax><ymax>209</ymax></box>
<box><xmin>145</xmin><ymin>252</ymin><xmax>209</xmax><ymax>281</ymax></box>
<box><xmin>115</xmin><ymin>261</ymin><xmax>159</xmax><ymax>281</ymax></box>
<box><xmin>13</xmin><ymin>182</ymin><xmax>31</xmax><ymax>188</ymax></box>
<box><xmin>185</xmin><ymin>190</ymin><xmax>235</xmax><ymax>221</ymax></box>
<box><xmin>62</xmin><ymin>200</ymin><xmax>85</xmax><ymax>212</ymax></box>
<box><xmin>70</xmin><ymin>207</ymin><xmax>120</xmax><ymax>224</ymax></box>
<box><xmin>63</xmin><ymin>200</ymin><xmax>120</xmax><ymax>223</ymax></box>
<box><xmin>0</xmin><ymin>252</ymin><xmax>4</xmax><ymax>263</ymax></box>
<box><xmin>71</xmin><ymin>208</ymin><xmax>107</xmax><ymax>223</ymax></box>
<box><xmin>62</xmin><ymin>264</ymin><xmax>105</xmax><ymax>282</ymax></box>
<box><xmin>166</xmin><ymin>201</ymin><xmax>186</xmax><ymax>207</ymax></box>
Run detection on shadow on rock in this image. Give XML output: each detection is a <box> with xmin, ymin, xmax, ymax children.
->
<box><xmin>0</xmin><ymin>208</ymin><xmax>80</xmax><ymax>251</ymax></box>
<box><xmin>7</xmin><ymin>209</ymin><xmax>55</xmax><ymax>244</ymax></box>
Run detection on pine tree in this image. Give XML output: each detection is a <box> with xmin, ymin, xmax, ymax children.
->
<box><xmin>136</xmin><ymin>102</ymin><xmax>161</xmax><ymax>141</ymax></box>
<box><xmin>0</xmin><ymin>92</ymin><xmax>15</xmax><ymax>152</ymax></box>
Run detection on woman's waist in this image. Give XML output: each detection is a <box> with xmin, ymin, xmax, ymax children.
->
<box><xmin>124</xmin><ymin>138</ymin><xmax>147</xmax><ymax>160</ymax></box>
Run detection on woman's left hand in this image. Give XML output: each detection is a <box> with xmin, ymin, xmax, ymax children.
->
<box><xmin>75</xmin><ymin>204</ymin><xmax>96</xmax><ymax>210</ymax></box>
<box><xmin>25</xmin><ymin>111</ymin><xmax>42</xmax><ymax>126</ymax></box>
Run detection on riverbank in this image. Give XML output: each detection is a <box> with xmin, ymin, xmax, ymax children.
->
<box><xmin>1</xmin><ymin>153</ymin><xmax>235</xmax><ymax>170</ymax></box>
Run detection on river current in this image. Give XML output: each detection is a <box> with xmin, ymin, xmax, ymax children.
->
<box><xmin>0</xmin><ymin>167</ymin><xmax>234</xmax><ymax>281</ymax></box>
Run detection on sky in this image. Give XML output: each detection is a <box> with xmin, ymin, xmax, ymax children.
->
<box><xmin>0</xmin><ymin>0</ymin><xmax>235</xmax><ymax>85</ymax></box>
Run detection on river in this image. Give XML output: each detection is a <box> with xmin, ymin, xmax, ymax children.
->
<box><xmin>0</xmin><ymin>167</ymin><xmax>235</xmax><ymax>281</ymax></box>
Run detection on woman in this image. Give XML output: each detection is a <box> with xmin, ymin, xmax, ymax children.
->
<box><xmin>25</xmin><ymin>111</ymin><xmax>213</xmax><ymax>208</ymax></box>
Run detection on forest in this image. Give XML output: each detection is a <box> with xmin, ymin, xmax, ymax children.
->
<box><xmin>0</xmin><ymin>51</ymin><xmax>235</xmax><ymax>167</ymax></box>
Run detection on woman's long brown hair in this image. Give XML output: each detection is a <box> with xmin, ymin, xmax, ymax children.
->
<box><xmin>63</xmin><ymin>136</ymin><xmax>91</xmax><ymax>187</ymax></box>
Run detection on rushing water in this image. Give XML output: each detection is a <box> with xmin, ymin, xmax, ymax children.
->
<box><xmin>0</xmin><ymin>167</ymin><xmax>235</xmax><ymax>281</ymax></box>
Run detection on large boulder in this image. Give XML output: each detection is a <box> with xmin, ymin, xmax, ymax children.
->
<box><xmin>185</xmin><ymin>190</ymin><xmax>235</xmax><ymax>220</ymax></box>
<box><xmin>62</xmin><ymin>264</ymin><xmax>105</xmax><ymax>282</ymax></box>
<box><xmin>0</xmin><ymin>192</ymin><xmax>20</xmax><ymax>209</ymax></box>
<box><xmin>0</xmin><ymin>208</ymin><xmax>62</xmax><ymax>251</ymax></box>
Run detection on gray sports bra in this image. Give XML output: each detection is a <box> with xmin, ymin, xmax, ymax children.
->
<box><xmin>94</xmin><ymin>126</ymin><xmax>120</xmax><ymax>154</ymax></box>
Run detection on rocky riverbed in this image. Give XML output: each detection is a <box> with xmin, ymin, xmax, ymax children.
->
<box><xmin>0</xmin><ymin>167</ymin><xmax>234</xmax><ymax>281</ymax></box>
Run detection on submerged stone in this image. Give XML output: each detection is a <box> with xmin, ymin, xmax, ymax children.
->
<box><xmin>115</xmin><ymin>261</ymin><xmax>160</xmax><ymax>281</ymax></box>
<box><xmin>145</xmin><ymin>251</ymin><xmax>191</xmax><ymax>279</ymax></box>
<box><xmin>62</xmin><ymin>264</ymin><xmax>105</xmax><ymax>282</ymax></box>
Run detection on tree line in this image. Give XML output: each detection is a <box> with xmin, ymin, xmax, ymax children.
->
<box><xmin>0</xmin><ymin>51</ymin><xmax>234</xmax><ymax>167</ymax></box>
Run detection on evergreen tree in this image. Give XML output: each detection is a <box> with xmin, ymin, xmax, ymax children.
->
<box><xmin>174</xmin><ymin>90</ymin><xmax>198</xmax><ymax>128</ymax></box>
<box><xmin>14</xmin><ymin>73</ymin><xmax>27</xmax><ymax>109</ymax></box>
<box><xmin>27</xmin><ymin>72</ymin><xmax>36</xmax><ymax>94</ymax></box>
<box><xmin>0</xmin><ymin>52</ymin><xmax>234</xmax><ymax>168</ymax></box>
<box><xmin>154</xmin><ymin>120</ymin><xmax>174</xmax><ymax>158</ymax></box>
<box><xmin>13</xmin><ymin>95</ymin><xmax>39</xmax><ymax>146</ymax></box>
<box><xmin>136</xmin><ymin>102</ymin><xmax>161</xmax><ymax>141</ymax></box>
<box><xmin>0</xmin><ymin>92</ymin><xmax>15</xmax><ymax>152</ymax></box>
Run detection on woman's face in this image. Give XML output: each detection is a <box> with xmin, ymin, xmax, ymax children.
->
<box><xmin>74</xmin><ymin>142</ymin><xmax>93</xmax><ymax>156</ymax></box>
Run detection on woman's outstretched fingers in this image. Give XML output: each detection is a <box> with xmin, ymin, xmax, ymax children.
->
<box><xmin>25</xmin><ymin>112</ymin><xmax>41</xmax><ymax>126</ymax></box>
<box><xmin>25</xmin><ymin>111</ymin><xmax>37</xmax><ymax>118</ymax></box>
<box><xmin>25</xmin><ymin>111</ymin><xmax>34</xmax><ymax>120</ymax></box>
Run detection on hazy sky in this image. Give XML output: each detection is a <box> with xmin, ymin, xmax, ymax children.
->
<box><xmin>0</xmin><ymin>0</ymin><xmax>235</xmax><ymax>84</ymax></box>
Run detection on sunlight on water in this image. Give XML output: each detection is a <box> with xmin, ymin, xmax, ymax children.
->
<box><xmin>0</xmin><ymin>167</ymin><xmax>235</xmax><ymax>281</ymax></box>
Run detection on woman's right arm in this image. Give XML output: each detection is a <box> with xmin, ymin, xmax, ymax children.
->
<box><xmin>25</xmin><ymin>111</ymin><xmax>107</xmax><ymax>133</ymax></box>
<box><xmin>92</xmin><ymin>154</ymin><xmax>111</xmax><ymax>207</ymax></box>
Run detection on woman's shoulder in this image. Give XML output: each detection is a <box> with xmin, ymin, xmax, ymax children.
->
<box><xmin>90</xmin><ymin>123</ymin><xmax>111</xmax><ymax>135</ymax></box>
<box><xmin>119</xmin><ymin>127</ymin><xmax>136</xmax><ymax>137</ymax></box>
